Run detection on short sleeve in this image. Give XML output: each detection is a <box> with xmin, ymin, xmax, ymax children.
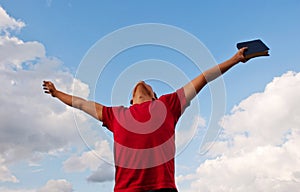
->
<box><xmin>102</xmin><ymin>106</ymin><xmax>115</xmax><ymax>132</ymax></box>
<box><xmin>159</xmin><ymin>87</ymin><xmax>190</xmax><ymax>121</ymax></box>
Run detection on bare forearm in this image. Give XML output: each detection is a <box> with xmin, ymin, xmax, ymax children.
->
<box><xmin>43</xmin><ymin>81</ymin><xmax>104</xmax><ymax>121</ymax></box>
<box><xmin>203</xmin><ymin>57</ymin><xmax>239</xmax><ymax>83</ymax></box>
<box><xmin>53</xmin><ymin>90</ymin><xmax>86</xmax><ymax>110</ymax></box>
<box><xmin>184</xmin><ymin>48</ymin><xmax>245</xmax><ymax>102</ymax></box>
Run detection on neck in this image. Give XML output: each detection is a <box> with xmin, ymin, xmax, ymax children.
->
<box><xmin>133</xmin><ymin>94</ymin><xmax>152</xmax><ymax>105</ymax></box>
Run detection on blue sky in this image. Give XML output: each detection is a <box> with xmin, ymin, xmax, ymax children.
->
<box><xmin>0</xmin><ymin>1</ymin><xmax>300</xmax><ymax>192</ymax></box>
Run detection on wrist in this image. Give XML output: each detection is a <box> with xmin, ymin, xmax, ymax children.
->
<box><xmin>52</xmin><ymin>90</ymin><xmax>59</xmax><ymax>97</ymax></box>
<box><xmin>229</xmin><ymin>56</ymin><xmax>240</xmax><ymax>65</ymax></box>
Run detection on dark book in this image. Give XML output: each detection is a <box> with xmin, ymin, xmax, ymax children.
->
<box><xmin>237</xmin><ymin>39</ymin><xmax>270</xmax><ymax>60</ymax></box>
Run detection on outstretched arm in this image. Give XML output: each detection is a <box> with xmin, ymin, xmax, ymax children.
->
<box><xmin>183</xmin><ymin>47</ymin><xmax>248</xmax><ymax>102</ymax></box>
<box><xmin>42</xmin><ymin>81</ymin><xmax>104</xmax><ymax>121</ymax></box>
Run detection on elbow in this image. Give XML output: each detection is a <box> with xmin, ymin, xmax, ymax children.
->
<box><xmin>72</xmin><ymin>99</ymin><xmax>85</xmax><ymax>110</ymax></box>
<box><xmin>202</xmin><ymin>71</ymin><xmax>214</xmax><ymax>83</ymax></box>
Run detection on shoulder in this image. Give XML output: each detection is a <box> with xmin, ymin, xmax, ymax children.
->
<box><xmin>159</xmin><ymin>87</ymin><xmax>185</xmax><ymax>103</ymax></box>
<box><xmin>159</xmin><ymin>87</ymin><xmax>189</xmax><ymax>115</ymax></box>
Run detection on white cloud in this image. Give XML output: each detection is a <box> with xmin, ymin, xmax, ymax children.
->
<box><xmin>0</xmin><ymin>35</ymin><xmax>45</xmax><ymax>70</ymax></box>
<box><xmin>63</xmin><ymin>140</ymin><xmax>113</xmax><ymax>172</ymax></box>
<box><xmin>0</xmin><ymin>6</ymin><xmax>25</xmax><ymax>33</ymax></box>
<box><xmin>0</xmin><ymin>157</ymin><xmax>19</xmax><ymax>183</ymax></box>
<box><xmin>37</xmin><ymin>179</ymin><xmax>73</xmax><ymax>192</ymax></box>
<box><xmin>178</xmin><ymin>71</ymin><xmax>300</xmax><ymax>192</ymax></box>
<box><xmin>0</xmin><ymin>179</ymin><xmax>73</xmax><ymax>192</ymax></box>
<box><xmin>219</xmin><ymin>71</ymin><xmax>300</xmax><ymax>153</ymax></box>
<box><xmin>0</xmin><ymin>188</ymin><xmax>35</xmax><ymax>192</ymax></box>
<box><xmin>0</xmin><ymin>6</ymin><xmax>44</xmax><ymax>70</ymax></box>
<box><xmin>0</xmin><ymin>5</ymin><xmax>98</xmax><ymax>184</ymax></box>
<box><xmin>0</xmin><ymin>59</ymin><xmax>92</xmax><ymax>162</ymax></box>
<box><xmin>63</xmin><ymin>140</ymin><xmax>114</xmax><ymax>183</ymax></box>
<box><xmin>176</xmin><ymin>115</ymin><xmax>206</xmax><ymax>150</ymax></box>
<box><xmin>87</xmin><ymin>162</ymin><xmax>115</xmax><ymax>183</ymax></box>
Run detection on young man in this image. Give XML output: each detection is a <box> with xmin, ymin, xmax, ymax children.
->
<box><xmin>43</xmin><ymin>47</ymin><xmax>248</xmax><ymax>192</ymax></box>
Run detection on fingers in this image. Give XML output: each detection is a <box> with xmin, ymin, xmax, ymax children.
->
<box><xmin>42</xmin><ymin>81</ymin><xmax>55</xmax><ymax>95</ymax></box>
<box><xmin>42</xmin><ymin>81</ymin><xmax>54</xmax><ymax>88</ymax></box>
<box><xmin>239</xmin><ymin>47</ymin><xmax>248</xmax><ymax>55</ymax></box>
<box><xmin>42</xmin><ymin>81</ymin><xmax>49</xmax><ymax>90</ymax></box>
<box><xmin>43</xmin><ymin>81</ymin><xmax>52</xmax><ymax>86</ymax></box>
<box><xmin>241</xmin><ymin>46</ymin><xmax>248</xmax><ymax>51</ymax></box>
<box><xmin>239</xmin><ymin>47</ymin><xmax>248</xmax><ymax>63</ymax></box>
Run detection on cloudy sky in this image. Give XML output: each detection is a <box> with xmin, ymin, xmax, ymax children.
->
<box><xmin>0</xmin><ymin>1</ymin><xmax>300</xmax><ymax>192</ymax></box>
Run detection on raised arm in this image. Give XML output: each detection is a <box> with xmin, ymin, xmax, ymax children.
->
<box><xmin>183</xmin><ymin>47</ymin><xmax>248</xmax><ymax>102</ymax></box>
<box><xmin>42</xmin><ymin>81</ymin><xmax>104</xmax><ymax>121</ymax></box>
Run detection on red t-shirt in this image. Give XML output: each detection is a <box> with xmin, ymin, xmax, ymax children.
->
<box><xmin>102</xmin><ymin>88</ymin><xmax>188</xmax><ymax>192</ymax></box>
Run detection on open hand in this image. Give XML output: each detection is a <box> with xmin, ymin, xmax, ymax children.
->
<box><xmin>43</xmin><ymin>81</ymin><xmax>57</xmax><ymax>97</ymax></box>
